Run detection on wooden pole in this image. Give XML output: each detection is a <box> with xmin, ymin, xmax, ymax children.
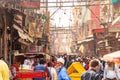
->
<box><xmin>3</xmin><ymin>14</ymin><xmax>8</xmax><ymax>61</ymax></box>
<box><xmin>0</xmin><ymin>38</ymin><xmax>2</xmax><ymax>56</ymax></box>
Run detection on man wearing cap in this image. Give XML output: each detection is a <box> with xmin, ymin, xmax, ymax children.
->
<box><xmin>0</xmin><ymin>56</ymin><xmax>10</xmax><ymax>80</ymax></box>
<box><xmin>57</xmin><ymin>57</ymin><xmax>71</xmax><ymax>80</ymax></box>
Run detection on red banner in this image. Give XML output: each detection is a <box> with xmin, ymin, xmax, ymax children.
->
<box><xmin>16</xmin><ymin>72</ymin><xmax>46</xmax><ymax>78</ymax></box>
<box><xmin>92</xmin><ymin>28</ymin><xmax>105</xmax><ymax>34</ymax></box>
<box><xmin>17</xmin><ymin>0</ymin><xmax>40</xmax><ymax>9</ymax></box>
<box><xmin>89</xmin><ymin>1</ymin><xmax>100</xmax><ymax>34</ymax></box>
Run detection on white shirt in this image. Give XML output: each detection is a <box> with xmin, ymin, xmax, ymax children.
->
<box><xmin>48</xmin><ymin>67</ymin><xmax>58</xmax><ymax>80</ymax></box>
<box><xmin>103</xmin><ymin>63</ymin><xmax>120</xmax><ymax>79</ymax></box>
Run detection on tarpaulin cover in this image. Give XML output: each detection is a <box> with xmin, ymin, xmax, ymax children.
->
<box><xmin>103</xmin><ymin>51</ymin><xmax>120</xmax><ymax>62</ymax></box>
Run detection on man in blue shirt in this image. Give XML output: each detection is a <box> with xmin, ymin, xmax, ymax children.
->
<box><xmin>33</xmin><ymin>59</ymin><xmax>51</xmax><ymax>80</ymax></box>
<box><xmin>57</xmin><ymin>57</ymin><xmax>71</xmax><ymax>80</ymax></box>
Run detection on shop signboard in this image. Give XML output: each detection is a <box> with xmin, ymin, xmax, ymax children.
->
<box><xmin>26</xmin><ymin>44</ymin><xmax>45</xmax><ymax>54</ymax></box>
<box><xmin>17</xmin><ymin>0</ymin><xmax>40</xmax><ymax>9</ymax></box>
<box><xmin>92</xmin><ymin>28</ymin><xmax>105</xmax><ymax>34</ymax></box>
<box><xmin>27</xmin><ymin>44</ymin><xmax>38</xmax><ymax>53</ymax></box>
<box><xmin>108</xmin><ymin>22</ymin><xmax>120</xmax><ymax>32</ymax></box>
<box><xmin>89</xmin><ymin>1</ymin><xmax>100</xmax><ymax>35</ymax></box>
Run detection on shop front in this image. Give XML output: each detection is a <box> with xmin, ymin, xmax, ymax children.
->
<box><xmin>77</xmin><ymin>38</ymin><xmax>94</xmax><ymax>56</ymax></box>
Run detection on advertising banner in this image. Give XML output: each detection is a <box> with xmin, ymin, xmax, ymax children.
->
<box><xmin>89</xmin><ymin>1</ymin><xmax>100</xmax><ymax>35</ymax></box>
<box><xmin>17</xmin><ymin>0</ymin><xmax>40</xmax><ymax>9</ymax></box>
<box><xmin>108</xmin><ymin>22</ymin><xmax>120</xmax><ymax>32</ymax></box>
<box><xmin>29</xmin><ymin>22</ymin><xmax>42</xmax><ymax>38</ymax></box>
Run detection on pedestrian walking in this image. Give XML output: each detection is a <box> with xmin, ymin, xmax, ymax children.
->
<box><xmin>57</xmin><ymin>57</ymin><xmax>71</xmax><ymax>80</ymax></box>
<box><xmin>11</xmin><ymin>61</ymin><xmax>21</xmax><ymax>80</ymax></box>
<box><xmin>103</xmin><ymin>61</ymin><xmax>120</xmax><ymax>80</ymax></box>
<box><xmin>33</xmin><ymin>59</ymin><xmax>51</xmax><ymax>80</ymax></box>
<box><xmin>47</xmin><ymin>62</ymin><xmax>57</xmax><ymax>80</ymax></box>
<box><xmin>0</xmin><ymin>56</ymin><xmax>10</xmax><ymax>80</ymax></box>
<box><xmin>81</xmin><ymin>59</ymin><xmax>101</xmax><ymax>80</ymax></box>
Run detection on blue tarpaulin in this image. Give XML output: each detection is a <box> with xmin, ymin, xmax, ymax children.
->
<box><xmin>111</xmin><ymin>0</ymin><xmax>118</xmax><ymax>3</ymax></box>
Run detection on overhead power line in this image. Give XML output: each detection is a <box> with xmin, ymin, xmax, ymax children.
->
<box><xmin>40</xmin><ymin>3</ymin><xmax>111</xmax><ymax>8</ymax></box>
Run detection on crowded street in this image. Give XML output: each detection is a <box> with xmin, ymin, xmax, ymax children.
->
<box><xmin>0</xmin><ymin>0</ymin><xmax>120</xmax><ymax>80</ymax></box>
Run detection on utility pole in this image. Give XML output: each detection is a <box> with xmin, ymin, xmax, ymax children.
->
<box><xmin>3</xmin><ymin>13</ymin><xmax>7</xmax><ymax>61</ymax></box>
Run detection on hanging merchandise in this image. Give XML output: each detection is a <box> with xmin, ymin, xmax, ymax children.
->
<box><xmin>29</xmin><ymin>22</ymin><xmax>36</xmax><ymax>37</ymax></box>
<box><xmin>111</xmin><ymin>0</ymin><xmax>120</xmax><ymax>13</ymax></box>
<box><xmin>41</xmin><ymin>33</ymin><xmax>48</xmax><ymax>42</ymax></box>
<box><xmin>42</xmin><ymin>14</ymin><xmax>47</xmax><ymax>21</ymax></box>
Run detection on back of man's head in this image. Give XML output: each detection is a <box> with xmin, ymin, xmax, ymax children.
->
<box><xmin>89</xmin><ymin>59</ymin><xmax>100</xmax><ymax>67</ymax></box>
<box><xmin>39</xmin><ymin>59</ymin><xmax>46</xmax><ymax>64</ymax></box>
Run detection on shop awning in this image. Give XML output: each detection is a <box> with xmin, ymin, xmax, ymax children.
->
<box><xmin>92</xmin><ymin>28</ymin><xmax>105</xmax><ymax>33</ymax></box>
<box><xmin>18</xmin><ymin>31</ymin><xmax>33</xmax><ymax>43</ymax></box>
<box><xmin>67</xmin><ymin>53</ymin><xmax>78</xmax><ymax>55</ymax></box>
<box><xmin>25</xmin><ymin>52</ymin><xmax>45</xmax><ymax>55</ymax></box>
<box><xmin>77</xmin><ymin>38</ymin><xmax>93</xmax><ymax>44</ymax></box>
<box><xmin>57</xmin><ymin>52</ymin><xmax>66</xmax><ymax>55</ymax></box>
<box><xmin>103</xmin><ymin>51</ymin><xmax>120</xmax><ymax>63</ymax></box>
<box><xmin>13</xmin><ymin>24</ymin><xmax>34</xmax><ymax>43</ymax></box>
<box><xmin>18</xmin><ymin>38</ymin><xmax>30</xmax><ymax>46</ymax></box>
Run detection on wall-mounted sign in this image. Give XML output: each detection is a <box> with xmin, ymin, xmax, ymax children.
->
<box><xmin>92</xmin><ymin>28</ymin><xmax>105</xmax><ymax>33</ymax></box>
<box><xmin>17</xmin><ymin>0</ymin><xmax>40</xmax><ymax>9</ymax></box>
<box><xmin>27</xmin><ymin>44</ymin><xmax>38</xmax><ymax>53</ymax></box>
<box><xmin>108</xmin><ymin>22</ymin><xmax>120</xmax><ymax>32</ymax></box>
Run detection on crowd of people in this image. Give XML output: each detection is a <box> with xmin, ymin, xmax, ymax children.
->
<box><xmin>0</xmin><ymin>54</ymin><xmax>120</xmax><ymax>80</ymax></box>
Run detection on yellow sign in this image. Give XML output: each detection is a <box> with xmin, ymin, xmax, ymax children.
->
<box><xmin>29</xmin><ymin>22</ymin><xmax>36</xmax><ymax>37</ymax></box>
<box><xmin>67</xmin><ymin>62</ymin><xmax>86</xmax><ymax>80</ymax></box>
<box><xmin>29</xmin><ymin>22</ymin><xmax>42</xmax><ymax>38</ymax></box>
